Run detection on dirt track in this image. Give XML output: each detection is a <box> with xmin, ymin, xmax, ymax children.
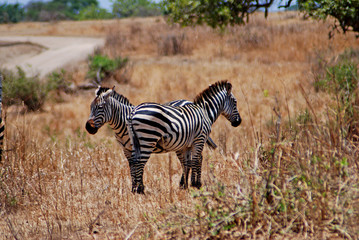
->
<box><xmin>0</xmin><ymin>36</ymin><xmax>104</xmax><ymax>78</ymax></box>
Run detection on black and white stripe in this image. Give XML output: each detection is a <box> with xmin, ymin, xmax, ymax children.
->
<box><xmin>85</xmin><ymin>86</ymin><xmax>217</xmax><ymax>192</ymax></box>
<box><xmin>127</xmin><ymin>80</ymin><xmax>241</xmax><ymax>193</ymax></box>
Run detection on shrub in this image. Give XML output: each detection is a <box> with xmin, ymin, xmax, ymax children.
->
<box><xmin>46</xmin><ymin>69</ymin><xmax>72</xmax><ymax>92</ymax></box>
<box><xmin>87</xmin><ymin>54</ymin><xmax>130</xmax><ymax>83</ymax></box>
<box><xmin>157</xmin><ymin>33</ymin><xmax>191</xmax><ymax>55</ymax></box>
<box><xmin>1</xmin><ymin>68</ymin><xmax>73</xmax><ymax>111</ymax></box>
<box><xmin>314</xmin><ymin>61</ymin><xmax>358</xmax><ymax>100</ymax></box>
<box><xmin>2</xmin><ymin>67</ymin><xmax>48</xmax><ymax>111</ymax></box>
<box><xmin>313</xmin><ymin>49</ymin><xmax>359</xmax><ymax>140</ymax></box>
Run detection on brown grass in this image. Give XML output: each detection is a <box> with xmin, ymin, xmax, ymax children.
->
<box><xmin>1</xmin><ymin>12</ymin><xmax>359</xmax><ymax>239</ymax></box>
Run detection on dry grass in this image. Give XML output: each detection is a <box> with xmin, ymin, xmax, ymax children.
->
<box><xmin>1</xmin><ymin>12</ymin><xmax>359</xmax><ymax>239</ymax></box>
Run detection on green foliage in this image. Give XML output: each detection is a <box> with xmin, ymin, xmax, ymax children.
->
<box><xmin>162</xmin><ymin>0</ymin><xmax>273</xmax><ymax>29</ymax></box>
<box><xmin>298</xmin><ymin>0</ymin><xmax>359</xmax><ymax>34</ymax></box>
<box><xmin>1</xmin><ymin>68</ymin><xmax>72</xmax><ymax>111</ymax></box>
<box><xmin>46</xmin><ymin>69</ymin><xmax>70</xmax><ymax>92</ymax></box>
<box><xmin>24</xmin><ymin>1</ymin><xmax>48</xmax><ymax>21</ymax></box>
<box><xmin>2</xmin><ymin>67</ymin><xmax>48</xmax><ymax>111</ymax></box>
<box><xmin>163</xmin><ymin>0</ymin><xmax>359</xmax><ymax>33</ymax></box>
<box><xmin>0</xmin><ymin>3</ymin><xmax>24</xmax><ymax>23</ymax></box>
<box><xmin>88</xmin><ymin>54</ymin><xmax>129</xmax><ymax>80</ymax></box>
<box><xmin>25</xmin><ymin>0</ymin><xmax>99</xmax><ymax>21</ymax></box>
<box><xmin>192</xmin><ymin>183</ymin><xmax>243</xmax><ymax>236</ymax></box>
<box><xmin>112</xmin><ymin>0</ymin><xmax>162</xmax><ymax>18</ymax></box>
<box><xmin>296</xmin><ymin>108</ymin><xmax>312</xmax><ymax>125</ymax></box>
<box><xmin>313</xmin><ymin>48</ymin><xmax>359</xmax><ymax>140</ymax></box>
<box><xmin>76</xmin><ymin>4</ymin><xmax>113</xmax><ymax>20</ymax></box>
<box><xmin>316</xmin><ymin>61</ymin><xmax>358</xmax><ymax>99</ymax></box>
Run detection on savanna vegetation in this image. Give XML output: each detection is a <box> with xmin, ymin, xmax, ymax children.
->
<box><xmin>2</xmin><ymin>0</ymin><xmax>359</xmax><ymax>37</ymax></box>
<box><xmin>0</xmin><ymin>11</ymin><xmax>359</xmax><ymax>239</ymax></box>
<box><xmin>0</xmin><ymin>0</ymin><xmax>162</xmax><ymax>22</ymax></box>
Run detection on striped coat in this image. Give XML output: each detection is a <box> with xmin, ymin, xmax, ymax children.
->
<box><xmin>85</xmin><ymin>86</ymin><xmax>217</xmax><ymax>193</ymax></box>
<box><xmin>128</xmin><ymin>80</ymin><xmax>241</xmax><ymax>193</ymax></box>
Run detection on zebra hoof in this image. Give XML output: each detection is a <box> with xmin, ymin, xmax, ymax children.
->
<box><xmin>179</xmin><ymin>176</ymin><xmax>186</xmax><ymax>189</ymax></box>
<box><xmin>136</xmin><ymin>185</ymin><xmax>145</xmax><ymax>194</ymax></box>
<box><xmin>191</xmin><ymin>182</ymin><xmax>202</xmax><ymax>189</ymax></box>
<box><xmin>179</xmin><ymin>178</ymin><xmax>189</xmax><ymax>189</ymax></box>
<box><xmin>179</xmin><ymin>183</ymin><xmax>188</xmax><ymax>190</ymax></box>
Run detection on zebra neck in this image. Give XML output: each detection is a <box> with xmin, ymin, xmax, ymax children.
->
<box><xmin>108</xmin><ymin>97</ymin><xmax>133</xmax><ymax>133</ymax></box>
<box><xmin>198</xmin><ymin>97</ymin><xmax>224</xmax><ymax>125</ymax></box>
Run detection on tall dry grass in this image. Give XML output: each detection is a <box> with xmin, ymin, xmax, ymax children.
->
<box><xmin>1</xmin><ymin>12</ymin><xmax>359</xmax><ymax>239</ymax></box>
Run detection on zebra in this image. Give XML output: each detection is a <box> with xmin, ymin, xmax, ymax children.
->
<box><xmin>127</xmin><ymin>80</ymin><xmax>241</xmax><ymax>193</ymax></box>
<box><xmin>85</xmin><ymin>86</ymin><xmax>217</xmax><ymax>192</ymax></box>
<box><xmin>0</xmin><ymin>73</ymin><xmax>4</xmax><ymax>162</ymax></box>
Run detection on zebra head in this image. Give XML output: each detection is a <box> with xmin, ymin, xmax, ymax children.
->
<box><xmin>86</xmin><ymin>86</ymin><xmax>114</xmax><ymax>135</ymax></box>
<box><xmin>221</xmin><ymin>82</ymin><xmax>242</xmax><ymax>127</ymax></box>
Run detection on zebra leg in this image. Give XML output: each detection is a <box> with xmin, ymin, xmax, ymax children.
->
<box><xmin>191</xmin><ymin>142</ymin><xmax>205</xmax><ymax>189</ymax></box>
<box><xmin>177</xmin><ymin>150</ymin><xmax>191</xmax><ymax>189</ymax></box>
<box><xmin>192</xmin><ymin>155</ymin><xmax>203</xmax><ymax>189</ymax></box>
<box><xmin>128</xmin><ymin>160</ymin><xmax>146</xmax><ymax>194</ymax></box>
<box><xmin>190</xmin><ymin>166</ymin><xmax>197</xmax><ymax>188</ymax></box>
<box><xmin>124</xmin><ymin>150</ymin><xmax>140</xmax><ymax>193</ymax></box>
<box><xmin>176</xmin><ymin>151</ymin><xmax>186</xmax><ymax>188</ymax></box>
<box><xmin>127</xmin><ymin>158</ymin><xmax>148</xmax><ymax>194</ymax></box>
<box><xmin>133</xmin><ymin>159</ymin><xmax>147</xmax><ymax>194</ymax></box>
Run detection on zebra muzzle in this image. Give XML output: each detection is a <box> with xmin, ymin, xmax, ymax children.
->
<box><xmin>85</xmin><ymin>119</ymin><xmax>98</xmax><ymax>134</ymax></box>
<box><xmin>231</xmin><ymin>116</ymin><xmax>242</xmax><ymax>127</ymax></box>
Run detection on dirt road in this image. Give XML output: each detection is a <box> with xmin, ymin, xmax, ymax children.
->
<box><xmin>0</xmin><ymin>36</ymin><xmax>104</xmax><ymax>78</ymax></box>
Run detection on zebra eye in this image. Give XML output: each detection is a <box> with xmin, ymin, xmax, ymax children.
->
<box><xmin>98</xmin><ymin>103</ymin><xmax>104</xmax><ymax>108</ymax></box>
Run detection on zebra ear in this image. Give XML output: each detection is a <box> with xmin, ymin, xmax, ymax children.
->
<box><xmin>225</xmin><ymin>82</ymin><xmax>232</xmax><ymax>95</ymax></box>
<box><xmin>112</xmin><ymin>86</ymin><xmax>115</xmax><ymax>91</ymax></box>
<box><xmin>102</xmin><ymin>88</ymin><xmax>113</xmax><ymax>100</ymax></box>
<box><xmin>95</xmin><ymin>86</ymin><xmax>101</xmax><ymax>96</ymax></box>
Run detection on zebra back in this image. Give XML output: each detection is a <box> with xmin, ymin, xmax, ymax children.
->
<box><xmin>165</xmin><ymin>99</ymin><xmax>217</xmax><ymax>150</ymax></box>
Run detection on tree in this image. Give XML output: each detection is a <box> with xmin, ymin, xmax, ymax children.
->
<box><xmin>58</xmin><ymin>0</ymin><xmax>99</xmax><ymax>16</ymax></box>
<box><xmin>0</xmin><ymin>3</ymin><xmax>24</xmax><ymax>23</ymax></box>
<box><xmin>297</xmin><ymin>0</ymin><xmax>359</xmax><ymax>35</ymax></box>
<box><xmin>162</xmin><ymin>0</ymin><xmax>274</xmax><ymax>29</ymax></box>
<box><xmin>76</xmin><ymin>5</ymin><xmax>113</xmax><ymax>20</ymax></box>
<box><xmin>112</xmin><ymin>0</ymin><xmax>162</xmax><ymax>18</ymax></box>
<box><xmin>25</xmin><ymin>0</ymin><xmax>99</xmax><ymax>21</ymax></box>
<box><xmin>162</xmin><ymin>0</ymin><xmax>359</xmax><ymax>35</ymax></box>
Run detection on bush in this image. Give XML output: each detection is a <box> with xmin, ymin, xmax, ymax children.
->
<box><xmin>313</xmin><ymin>49</ymin><xmax>359</xmax><ymax>140</ymax></box>
<box><xmin>1</xmin><ymin>68</ymin><xmax>73</xmax><ymax>111</ymax></box>
<box><xmin>2</xmin><ymin>67</ymin><xmax>48</xmax><ymax>111</ymax></box>
<box><xmin>46</xmin><ymin>69</ymin><xmax>72</xmax><ymax>92</ymax></box>
<box><xmin>87</xmin><ymin>54</ymin><xmax>130</xmax><ymax>82</ymax></box>
<box><xmin>314</xmin><ymin>61</ymin><xmax>358</xmax><ymax>100</ymax></box>
<box><xmin>157</xmin><ymin>33</ymin><xmax>191</xmax><ymax>55</ymax></box>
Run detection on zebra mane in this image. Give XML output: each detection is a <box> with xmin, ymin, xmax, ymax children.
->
<box><xmin>193</xmin><ymin>80</ymin><xmax>232</xmax><ymax>104</ymax></box>
<box><xmin>95</xmin><ymin>86</ymin><xmax>133</xmax><ymax>106</ymax></box>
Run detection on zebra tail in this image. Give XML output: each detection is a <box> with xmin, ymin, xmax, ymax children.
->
<box><xmin>127</xmin><ymin>117</ymin><xmax>141</xmax><ymax>161</ymax></box>
<box><xmin>206</xmin><ymin>137</ymin><xmax>217</xmax><ymax>150</ymax></box>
